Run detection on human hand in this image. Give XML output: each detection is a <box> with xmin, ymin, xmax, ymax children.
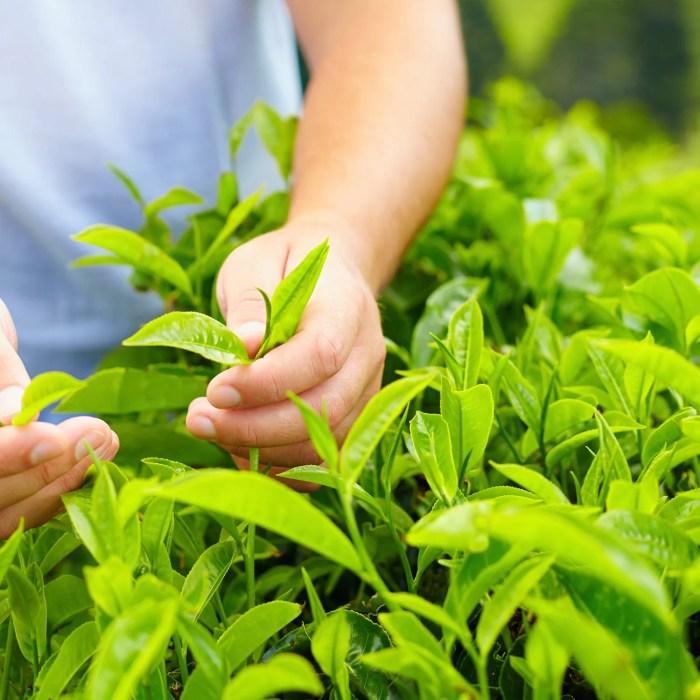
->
<box><xmin>185</xmin><ymin>221</ymin><xmax>386</xmax><ymax>470</ymax></box>
<box><xmin>0</xmin><ymin>299</ymin><xmax>119</xmax><ymax>538</ymax></box>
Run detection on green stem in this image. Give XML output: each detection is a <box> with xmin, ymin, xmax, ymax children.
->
<box><xmin>214</xmin><ymin>591</ymin><xmax>229</xmax><ymax>631</ymax></box>
<box><xmin>245</xmin><ymin>447</ymin><xmax>260</xmax><ymax>610</ymax></box>
<box><xmin>173</xmin><ymin>634</ymin><xmax>189</xmax><ymax>684</ymax></box>
<box><xmin>495</xmin><ymin>411</ymin><xmax>522</xmax><ymax>464</ymax></box>
<box><xmin>31</xmin><ymin>641</ymin><xmax>39</xmax><ymax>683</ymax></box>
<box><xmin>0</xmin><ymin>621</ymin><xmax>15</xmax><ymax>700</ymax></box>
<box><xmin>340</xmin><ymin>488</ymin><xmax>393</xmax><ymax>603</ymax></box>
<box><xmin>385</xmin><ymin>501</ymin><xmax>416</xmax><ymax>594</ymax></box>
<box><xmin>476</xmin><ymin>655</ymin><xmax>491</xmax><ymax>700</ymax></box>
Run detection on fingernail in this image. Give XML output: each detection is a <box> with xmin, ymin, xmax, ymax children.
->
<box><xmin>0</xmin><ymin>385</ymin><xmax>25</xmax><ymax>423</ymax></box>
<box><xmin>233</xmin><ymin>321</ymin><xmax>266</xmax><ymax>341</ymax></box>
<box><xmin>30</xmin><ymin>439</ymin><xmax>67</xmax><ymax>466</ymax></box>
<box><xmin>209</xmin><ymin>385</ymin><xmax>241</xmax><ymax>408</ymax></box>
<box><xmin>75</xmin><ymin>430</ymin><xmax>108</xmax><ymax>461</ymax></box>
<box><xmin>188</xmin><ymin>415</ymin><xmax>217</xmax><ymax>440</ymax></box>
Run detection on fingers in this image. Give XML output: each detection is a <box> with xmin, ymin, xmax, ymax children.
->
<box><xmin>216</xmin><ymin>242</ymin><xmax>287</xmax><ymax>358</ymax></box>
<box><xmin>0</xmin><ymin>418</ymin><xmax>119</xmax><ymax>538</ymax></box>
<box><xmin>0</xmin><ymin>422</ymin><xmax>68</xmax><ymax>478</ymax></box>
<box><xmin>0</xmin><ymin>418</ymin><xmax>118</xmax><ymax>509</ymax></box>
<box><xmin>188</xmin><ymin>337</ymin><xmax>383</xmax><ymax>448</ymax></box>
<box><xmin>207</xmin><ymin>293</ymin><xmax>363</xmax><ymax>409</ymax></box>
<box><xmin>0</xmin><ymin>299</ymin><xmax>30</xmax><ymax>423</ymax></box>
<box><xmin>224</xmin><ymin>402</ymin><xmax>364</xmax><ymax>467</ymax></box>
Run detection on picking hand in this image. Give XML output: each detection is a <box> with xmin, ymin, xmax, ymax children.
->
<box><xmin>185</xmin><ymin>224</ymin><xmax>386</xmax><ymax>470</ymax></box>
<box><xmin>0</xmin><ymin>299</ymin><xmax>119</xmax><ymax>538</ymax></box>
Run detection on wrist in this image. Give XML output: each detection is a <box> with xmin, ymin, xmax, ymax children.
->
<box><xmin>282</xmin><ymin>209</ymin><xmax>388</xmax><ymax>295</ymax></box>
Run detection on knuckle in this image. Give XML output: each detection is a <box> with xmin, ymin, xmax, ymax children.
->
<box><xmin>235</xmin><ymin>419</ymin><xmax>259</xmax><ymax>448</ymax></box>
<box><xmin>324</xmin><ymin>392</ymin><xmax>349</xmax><ymax>430</ymax></box>
<box><xmin>312</xmin><ymin>332</ymin><xmax>344</xmax><ymax>379</ymax></box>
<box><xmin>55</xmin><ymin>467</ymin><xmax>84</xmax><ymax>494</ymax></box>
<box><xmin>255</xmin><ymin>364</ymin><xmax>286</xmax><ymax>403</ymax></box>
<box><xmin>38</xmin><ymin>460</ymin><xmax>56</xmax><ymax>488</ymax></box>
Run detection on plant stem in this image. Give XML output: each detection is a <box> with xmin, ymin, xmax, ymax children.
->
<box><xmin>476</xmin><ymin>655</ymin><xmax>491</xmax><ymax>700</ymax></box>
<box><xmin>214</xmin><ymin>591</ymin><xmax>229</xmax><ymax>631</ymax></box>
<box><xmin>245</xmin><ymin>447</ymin><xmax>260</xmax><ymax>610</ymax></box>
<box><xmin>340</xmin><ymin>487</ymin><xmax>393</xmax><ymax>602</ymax></box>
<box><xmin>385</xmin><ymin>503</ymin><xmax>416</xmax><ymax>594</ymax></box>
<box><xmin>173</xmin><ymin>634</ymin><xmax>189</xmax><ymax>684</ymax></box>
<box><xmin>0</xmin><ymin>621</ymin><xmax>15</xmax><ymax>700</ymax></box>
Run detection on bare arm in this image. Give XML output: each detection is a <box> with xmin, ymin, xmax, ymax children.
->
<box><xmin>187</xmin><ymin>1</ymin><xmax>466</xmax><ymax>467</ymax></box>
<box><xmin>287</xmin><ymin>0</ymin><xmax>466</xmax><ymax>292</ymax></box>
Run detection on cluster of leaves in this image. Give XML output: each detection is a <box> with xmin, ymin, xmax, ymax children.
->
<box><xmin>2</xmin><ymin>81</ymin><xmax>700</xmax><ymax>699</ymax></box>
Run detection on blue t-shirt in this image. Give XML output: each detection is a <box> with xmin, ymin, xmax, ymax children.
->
<box><xmin>0</xmin><ymin>0</ymin><xmax>302</xmax><ymax>380</ymax></box>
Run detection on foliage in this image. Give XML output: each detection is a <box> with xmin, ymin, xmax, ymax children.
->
<box><xmin>2</xmin><ymin>85</ymin><xmax>700</xmax><ymax>699</ymax></box>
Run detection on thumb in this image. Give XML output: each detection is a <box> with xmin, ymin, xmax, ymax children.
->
<box><xmin>216</xmin><ymin>249</ymin><xmax>283</xmax><ymax>358</ymax></box>
<box><xmin>0</xmin><ymin>299</ymin><xmax>31</xmax><ymax>423</ymax></box>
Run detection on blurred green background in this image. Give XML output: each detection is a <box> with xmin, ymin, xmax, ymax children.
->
<box><xmin>460</xmin><ymin>0</ymin><xmax>700</xmax><ymax>137</ymax></box>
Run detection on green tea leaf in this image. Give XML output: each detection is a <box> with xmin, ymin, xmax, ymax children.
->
<box><xmin>181</xmin><ymin>541</ymin><xmax>235</xmax><ymax>620</ymax></box>
<box><xmin>88</xmin><ymin>598</ymin><xmax>179</xmax><ymax>700</ymax></box>
<box><xmin>223</xmin><ymin>654</ymin><xmax>323</xmax><ymax>700</ymax></box>
<box><xmin>624</xmin><ymin>268</ymin><xmax>700</xmax><ymax>351</ymax></box>
<box><xmin>110</xmin><ymin>422</ymin><xmax>230</xmax><ymax>467</ymax></box>
<box><xmin>7</xmin><ymin>564</ymin><xmax>47</xmax><ymax>663</ymax></box>
<box><xmin>257</xmin><ymin>240</ymin><xmax>329</xmax><ymax>357</ymax></box>
<box><xmin>628</xmin><ymin>223</ymin><xmax>687</xmax><ymax>267</ymax></box>
<box><xmin>587</xmin><ymin>342</ymin><xmax>634</xmax><ymax>415</ymax></box>
<box><xmin>523</xmin><ymin>219</ymin><xmax>581</xmax><ymax>299</ymax></box>
<box><xmin>12</xmin><ymin>372</ymin><xmax>84</xmax><ymax>425</ymax></box>
<box><xmin>409</xmin><ymin>503</ymin><xmax>672</xmax><ymax>623</ymax></box>
<box><xmin>491</xmin><ymin>463</ymin><xmax>569</xmax><ymax>504</ymax></box>
<box><xmin>123</xmin><ymin>311</ymin><xmax>250</xmax><ymax>365</ymax></box>
<box><xmin>218</xmin><ymin>601</ymin><xmax>302</xmax><ymax>673</ymax></box>
<box><xmin>597</xmin><ymin>510</ymin><xmax>697</xmax><ymax>570</ymax></box>
<box><xmin>340</xmin><ymin>371</ymin><xmax>437</xmax><ymax>486</ymax></box>
<box><xmin>57</xmin><ymin>367</ymin><xmax>208</xmax><ymax>414</ymax></box>
<box><xmin>543</xmin><ymin>398</ymin><xmax>595</xmax><ymax>441</ymax></box>
<box><xmin>312</xmin><ymin>611</ymin><xmax>352</xmax><ymax>700</ymax></box>
<box><xmin>0</xmin><ymin>525</ymin><xmax>23</xmax><ymax>585</ymax></box>
<box><xmin>476</xmin><ymin>553</ymin><xmax>554</xmax><ymax>656</ymax></box>
<box><xmin>287</xmin><ymin>393</ymin><xmax>339</xmax><ymax>472</ymax></box>
<box><xmin>409</xmin><ymin>412</ymin><xmax>458</xmax><ymax>504</ymax></box>
<box><xmin>447</xmin><ymin>297</ymin><xmax>484</xmax><ymax>389</ymax></box>
<box><xmin>301</xmin><ymin>567</ymin><xmax>327</xmax><ymax>624</ymax></box>
<box><xmin>108</xmin><ymin>163</ymin><xmax>145</xmax><ymax>207</ymax></box>
<box><xmin>581</xmin><ymin>413</ymin><xmax>631</xmax><ymax>507</ymax></box>
<box><xmin>441</xmin><ymin>382</ymin><xmax>494</xmax><ymax>475</ymax></box>
<box><xmin>278</xmin><ymin>465</ymin><xmax>392</xmax><ymax>524</ymax></box>
<box><xmin>152</xmin><ymin>470</ymin><xmax>363</xmax><ymax>573</ymax></box>
<box><xmin>84</xmin><ymin>557</ymin><xmax>134</xmax><ymax>618</ymax></box>
<box><xmin>73</xmin><ymin>225</ymin><xmax>193</xmax><ymax>296</ymax></box>
<box><xmin>499</xmin><ymin>357</ymin><xmax>542</xmax><ymax>433</ymax></box>
<box><xmin>528</xmin><ymin>596</ymin><xmax>653</xmax><ymax>699</ymax></box>
<box><xmin>45</xmin><ymin>575</ymin><xmax>92</xmax><ymax>630</ymax></box>
<box><xmin>188</xmin><ymin>188</ymin><xmax>263</xmax><ymax>280</ymax></box>
<box><xmin>229</xmin><ymin>108</ymin><xmax>255</xmax><ymax>160</ymax></box>
<box><xmin>252</xmin><ymin>101</ymin><xmax>298</xmax><ymax>181</ymax></box>
<box><xmin>34</xmin><ymin>622</ymin><xmax>100</xmax><ymax>700</ymax></box>
<box><xmin>594</xmin><ymin>339</ymin><xmax>700</xmax><ymax>409</ymax></box>
<box><xmin>144</xmin><ymin>187</ymin><xmax>204</xmax><ymax>218</ymax></box>
<box><xmin>176</xmin><ymin>613</ymin><xmax>226</xmax><ymax>691</ymax></box>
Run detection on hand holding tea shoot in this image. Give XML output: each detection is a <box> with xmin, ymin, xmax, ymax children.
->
<box><xmin>0</xmin><ymin>301</ymin><xmax>118</xmax><ymax>538</ymax></box>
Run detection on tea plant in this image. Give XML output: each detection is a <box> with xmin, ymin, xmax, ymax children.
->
<box><xmin>2</xmin><ymin>85</ymin><xmax>700</xmax><ymax>699</ymax></box>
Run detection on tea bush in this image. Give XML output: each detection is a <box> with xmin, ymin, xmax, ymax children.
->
<box><xmin>2</xmin><ymin>82</ymin><xmax>700</xmax><ymax>699</ymax></box>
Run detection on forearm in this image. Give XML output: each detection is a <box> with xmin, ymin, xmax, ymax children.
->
<box><xmin>285</xmin><ymin>0</ymin><xmax>467</xmax><ymax>294</ymax></box>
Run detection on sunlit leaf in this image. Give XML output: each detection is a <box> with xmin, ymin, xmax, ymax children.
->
<box><xmin>123</xmin><ymin>311</ymin><xmax>250</xmax><ymax>365</ymax></box>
